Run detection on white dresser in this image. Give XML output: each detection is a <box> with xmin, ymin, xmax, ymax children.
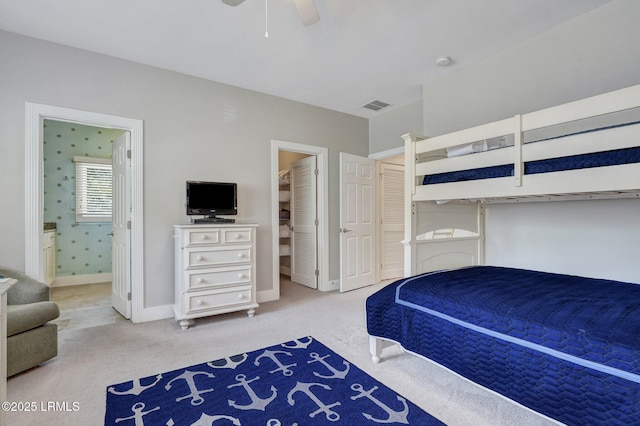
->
<box><xmin>173</xmin><ymin>224</ymin><xmax>258</xmax><ymax>330</ymax></box>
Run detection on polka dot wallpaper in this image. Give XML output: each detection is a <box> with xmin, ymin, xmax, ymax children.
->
<box><xmin>43</xmin><ymin>119</ymin><xmax>125</xmax><ymax>278</ymax></box>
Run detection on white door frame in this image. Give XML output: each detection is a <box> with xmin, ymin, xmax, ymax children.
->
<box><xmin>269</xmin><ymin>140</ymin><xmax>329</xmax><ymax>301</ymax></box>
<box><xmin>24</xmin><ymin>103</ymin><xmax>145</xmax><ymax>322</ymax></box>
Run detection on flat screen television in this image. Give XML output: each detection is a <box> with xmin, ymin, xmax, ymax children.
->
<box><xmin>186</xmin><ymin>181</ymin><xmax>237</xmax><ymax>221</ymax></box>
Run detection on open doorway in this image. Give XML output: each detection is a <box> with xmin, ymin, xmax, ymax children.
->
<box><xmin>270</xmin><ymin>140</ymin><xmax>330</xmax><ymax>301</ymax></box>
<box><xmin>43</xmin><ymin>119</ymin><xmax>124</xmax><ymax>330</ymax></box>
<box><xmin>278</xmin><ymin>151</ymin><xmax>318</xmax><ymax>289</ymax></box>
<box><xmin>25</xmin><ymin>103</ymin><xmax>144</xmax><ymax>323</ymax></box>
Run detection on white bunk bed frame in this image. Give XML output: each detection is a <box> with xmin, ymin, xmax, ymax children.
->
<box><xmin>401</xmin><ymin>84</ymin><xmax>640</xmax><ymax>277</ymax></box>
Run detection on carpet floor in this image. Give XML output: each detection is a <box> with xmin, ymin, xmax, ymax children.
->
<box><xmin>6</xmin><ymin>278</ymin><xmax>559</xmax><ymax>425</ymax></box>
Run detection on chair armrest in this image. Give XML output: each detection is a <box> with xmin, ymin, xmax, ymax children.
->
<box><xmin>6</xmin><ymin>302</ymin><xmax>60</xmax><ymax>337</ymax></box>
<box><xmin>0</xmin><ymin>267</ymin><xmax>50</xmax><ymax>305</ymax></box>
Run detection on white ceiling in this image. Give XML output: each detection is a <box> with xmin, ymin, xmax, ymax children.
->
<box><xmin>0</xmin><ymin>0</ymin><xmax>613</xmax><ymax>118</ymax></box>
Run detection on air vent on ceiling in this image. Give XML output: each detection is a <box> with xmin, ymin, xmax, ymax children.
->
<box><xmin>362</xmin><ymin>100</ymin><xmax>391</xmax><ymax>111</ymax></box>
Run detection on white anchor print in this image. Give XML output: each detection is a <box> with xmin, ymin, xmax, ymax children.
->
<box><xmin>307</xmin><ymin>352</ymin><xmax>350</xmax><ymax>380</ymax></box>
<box><xmin>350</xmin><ymin>383</ymin><xmax>409</xmax><ymax>424</ymax></box>
<box><xmin>207</xmin><ymin>354</ymin><xmax>248</xmax><ymax>370</ymax></box>
<box><xmin>114</xmin><ymin>402</ymin><xmax>160</xmax><ymax>426</ymax></box>
<box><xmin>287</xmin><ymin>381</ymin><xmax>341</xmax><ymax>422</ymax></box>
<box><xmin>165</xmin><ymin>369</ymin><xmax>215</xmax><ymax>406</ymax></box>
<box><xmin>254</xmin><ymin>349</ymin><xmax>297</xmax><ymax>376</ymax></box>
<box><xmin>190</xmin><ymin>413</ymin><xmax>241</xmax><ymax>426</ymax></box>
<box><xmin>266</xmin><ymin>420</ymin><xmax>299</xmax><ymax>426</ymax></box>
<box><xmin>280</xmin><ymin>337</ymin><xmax>313</xmax><ymax>350</ymax></box>
<box><xmin>108</xmin><ymin>374</ymin><xmax>163</xmax><ymax>396</ymax></box>
<box><xmin>227</xmin><ymin>373</ymin><xmax>277</xmax><ymax>411</ymax></box>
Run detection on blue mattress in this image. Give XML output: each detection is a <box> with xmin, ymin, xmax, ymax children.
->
<box><xmin>423</xmin><ymin>122</ymin><xmax>640</xmax><ymax>185</ymax></box>
<box><xmin>366</xmin><ymin>266</ymin><xmax>640</xmax><ymax>425</ymax></box>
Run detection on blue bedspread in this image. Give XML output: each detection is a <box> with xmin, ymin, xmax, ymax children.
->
<box><xmin>366</xmin><ymin>266</ymin><xmax>640</xmax><ymax>424</ymax></box>
<box><xmin>396</xmin><ymin>267</ymin><xmax>640</xmax><ymax>378</ymax></box>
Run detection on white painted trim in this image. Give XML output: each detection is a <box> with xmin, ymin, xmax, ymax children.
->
<box><xmin>134</xmin><ymin>304</ymin><xmax>174</xmax><ymax>323</ymax></box>
<box><xmin>51</xmin><ymin>273</ymin><xmax>113</xmax><ymax>288</ymax></box>
<box><xmin>257</xmin><ymin>289</ymin><xmax>275</xmax><ymax>304</ymax></box>
<box><xmin>368</xmin><ymin>145</ymin><xmax>404</xmax><ymax>160</ymax></box>
<box><xmin>24</xmin><ymin>103</ymin><xmax>146</xmax><ymax>323</ymax></box>
<box><xmin>270</xmin><ymin>140</ymin><xmax>330</xmax><ymax>300</ymax></box>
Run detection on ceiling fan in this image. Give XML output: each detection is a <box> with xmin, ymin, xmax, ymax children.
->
<box><xmin>222</xmin><ymin>0</ymin><xmax>320</xmax><ymax>26</ymax></box>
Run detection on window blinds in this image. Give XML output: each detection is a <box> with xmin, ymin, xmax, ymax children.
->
<box><xmin>74</xmin><ymin>156</ymin><xmax>112</xmax><ymax>223</ymax></box>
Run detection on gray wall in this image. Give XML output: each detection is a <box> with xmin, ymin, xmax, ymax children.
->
<box><xmin>421</xmin><ymin>0</ymin><xmax>640</xmax><ymax>283</ymax></box>
<box><xmin>0</xmin><ymin>31</ymin><xmax>368</xmax><ymax>308</ymax></box>
<box><xmin>369</xmin><ymin>100</ymin><xmax>422</xmax><ymax>154</ymax></box>
<box><xmin>423</xmin><ymin>1</ymin><xmax>640</xmax><ymax>136</ymax></box>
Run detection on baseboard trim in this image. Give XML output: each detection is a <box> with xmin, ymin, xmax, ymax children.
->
<box><xmin>134</xmin><ymin>304</ymin><xmax>174</xmax><ymax>323</ymax></box>
<box><xmin>51</xmin><ymin>273</ymin><xmax>113</xmax><ymax>287</ymax></box>
<box><xmin>258</xmin><ymin>288</ymin><xmax>279</xmax><ymax>303</ymax></box>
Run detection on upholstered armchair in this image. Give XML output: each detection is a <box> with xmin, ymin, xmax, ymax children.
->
<box><xmin>0</xmin><ymin>267</ymin><xmax>60</xmax><ymax>377</ymax></box>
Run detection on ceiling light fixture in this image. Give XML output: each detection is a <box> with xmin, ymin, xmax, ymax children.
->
<box><xmin>435</xmin><ymin>56</ymin><xmax>452</xmax><ymax>66</ymax></box>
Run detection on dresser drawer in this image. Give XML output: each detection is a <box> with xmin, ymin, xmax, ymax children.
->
<box><xmin>186</xmin><ymin>286</ymin><xmax>252</xmax><ymax>314</ymax></box>
<box><xmin>187</xmin><ymin>266</ymin><xmax>252</xmax><ymax>291</ymax></box>
<box><xmin>186</xmin><ymin>229</ymin><xmax>221</xmax><ymax>246</ymax></box>
<box><xmin>186</xmin><ymin>246</ymin><xmax>251</xmax><ymax>268</ymax></box>
<box><xmin>222</xmin><ymin>228</ymin><xmax>253</xmax><ymax>244</ymax></box>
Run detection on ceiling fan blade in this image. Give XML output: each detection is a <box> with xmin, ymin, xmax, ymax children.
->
<box><xmin>221</xmin><ymin>0</ymin><xmax>245</xmax><ymax>6</ymax></box>
<box><xmin>292</xmin><ymin>0</ymin><xmax>320</xmax><ymax>26</ymax></box>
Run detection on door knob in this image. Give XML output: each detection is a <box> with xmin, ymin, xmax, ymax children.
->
<box><xmin>339</xmin><ymin>228</ymin><xmax>353</xmax><ymax>233</ymax></box>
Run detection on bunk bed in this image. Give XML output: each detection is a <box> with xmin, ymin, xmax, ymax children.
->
<box><xmin>366</xmin><ymin>84</ymin><xmax>640</xmax><ymax>425</ymax></box>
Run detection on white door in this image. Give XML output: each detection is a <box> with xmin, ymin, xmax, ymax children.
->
<box><xmin>111</xmin><ymin>132</ymin><xmax>131</xmax><ymax>318</ymax></box>
<box><xmin>340</xmin><ymin>153</ymin><xmax>376</xmax><ymax>292</ymax></box>
<box><xmin>290</xmin><ymin>156</ymin><xmax>318</xmax><ymax>288</ymax></box>
<box><xmin>379</xmin><ymin>163</ymin><xmax>404</xmax><ymax>280</ymax></box>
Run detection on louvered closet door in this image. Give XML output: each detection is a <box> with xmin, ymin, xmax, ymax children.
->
<box><xmin>380</xmin><ymin>163</ymin><xmax>404</xmax><ymax>280</ymax></box>
<box><xmin>290</xmin><ymin>156</ymin><xmax>318</xmax><ymax>289</ymax></box>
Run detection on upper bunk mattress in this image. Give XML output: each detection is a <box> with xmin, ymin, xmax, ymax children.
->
<box><xmin>394</xmin><ymin>266</ymin><xmax>640</xmax><ymax>380</ymax></box>
<box><xmin>422</xmin><ymin>121</ymin><xmax>640</xmax><ymax>185</ymax></box>
<box><xmin>423</xmin><ymin>146</ymin><xmax>640</xmax><ymax>185</ymax></box>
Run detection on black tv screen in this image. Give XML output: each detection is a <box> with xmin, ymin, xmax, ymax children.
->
<box><xmin>186</xmin><ymin>181</ymin><xmax>237</xmax><ymax>216</ymax></box>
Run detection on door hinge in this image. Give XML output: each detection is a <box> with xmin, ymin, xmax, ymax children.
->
<box><xmin>127</xmin><ymin>292</ymin><xmax>131</xmax><ymax>301</ymax></box>
<box><xmin>314</xmin><ymin>218</ymin><xmax>319</xmax><ymax>226</ymax></box>
<box><xmin>127</xmin><ymin>220</ymin><xmax>131</xmax><ymax>229</ymax></box>
<box><xmin>127</xmin><ymin>149</ymin><xmax>132</xmax><ymax>159</ymax></box>
<box><xmin>315</xmin><ymin>269</ymin><xmax>319</xmax><ymax>277</ymax></box>
<box><xmin>314</xmin><ymin>168</ymin><xmax>319</xmax><ymax>176</ymax></box>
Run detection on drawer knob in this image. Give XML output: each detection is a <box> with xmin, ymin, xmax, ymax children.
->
<box><xmin>237</xmin><ymin>253</ymin><xmax>244</xmax><ymax>258</ymax></box>
<box><xmin>196</xmin><ymin>299</ymin><xmax>205</xmax><ymax>305</ymax></box>
<box><xmin>197</xmin><ymin>278</ymin><xmax>204</xmax><ymax>283</ymax></box>
<box><xmin>238</xmin><ymin>294</ymin><xmax>245</xmax><ymax>300</ymax></box>
<box><xmin>197</xmin><ymin>255</ymin><xmax>205</xmax><ymax>261</ymax></box>
<box><xmin>238</xmin><ymin>273</ymin><xmax>245</xmax><ymax>279</ymax></box>
<box><xmin>235</xmin><ymin>234</ymin><xmax>242</xmax><ymax>239</ymax></box>
<box><xmin>200</xmin><ymin>235</ymin><xmax>208</xmax><ymax>240</ymax></box>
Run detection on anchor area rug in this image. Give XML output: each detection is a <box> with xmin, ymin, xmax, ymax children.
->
<box><xmin>105</xmin><ymin>336</ymin><xmax>443</xmax><ymax>425</ymax></box>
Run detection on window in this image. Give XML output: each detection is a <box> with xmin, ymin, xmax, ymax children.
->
<box><xmin>74</xmin><ymin>156</ymin><xmax>112</xmax><ymax>223</ymax></box>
